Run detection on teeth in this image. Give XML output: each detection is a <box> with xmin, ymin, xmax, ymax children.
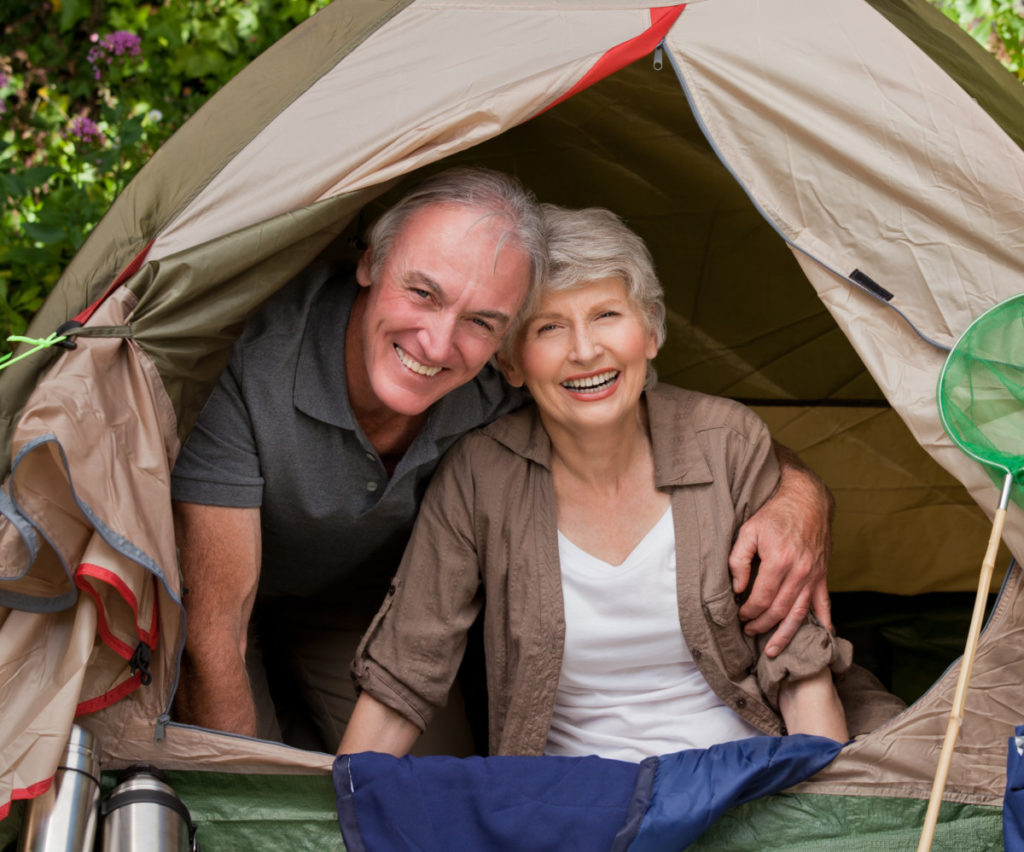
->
<box><xmin>562</xmin><ymin>370</ymin><xmax>618</xmax><ymax>392</ymax></box>
<box><xmin>395</xmin><ymin>345</ymin><xmax>442</xmax><ymax>377</ymax></box>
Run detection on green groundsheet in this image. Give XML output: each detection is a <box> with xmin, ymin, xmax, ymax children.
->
<box><xmin>2</xmin><ymin>778</ymin><xmax>1003</xmax><ymax>851</ymax></box>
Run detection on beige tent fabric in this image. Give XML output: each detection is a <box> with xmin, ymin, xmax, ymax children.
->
<box><xmin>149</xmin><ymin>4</ymin><xmax>674</xmax><ymax>262</ymax></box>
<box><xmin>670</xmin><ymin>0</ymin><xmax>1024</xmax><ymax>805</ymax></box>
<box><xmin>796</xmin><ymin>562</ymin><xmax>1024</xmax><ymax>805</ymax></box>
<box><xmin>668</xmin><ymin>0</ymin><xmax>1024</xmax><ymax>566</ymax></box>
<box><xmin>0</xmin><ymin>287</ymin><xmax>185</xmax><ymax>812</ymax></box>
<box><xmin>0</xmin><ymin>602</ymin><xmax>96</xmax><ymax>817</ymax></box>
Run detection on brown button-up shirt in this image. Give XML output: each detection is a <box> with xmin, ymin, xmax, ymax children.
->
<box><xmin>354</xmin><ymin>384</ymin><xmax>856</xmax><ymax>756</ymax></box>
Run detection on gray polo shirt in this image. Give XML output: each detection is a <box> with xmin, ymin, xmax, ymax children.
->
<box><xmin>170</xmin><ymin>262</ymin><xmax>526</xmax><ymax>603</ymax></box>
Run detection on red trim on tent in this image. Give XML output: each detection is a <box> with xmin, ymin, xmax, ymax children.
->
<box><xmin>75</xmin><ymin>563</ymin><xmax>160</xmax><ymax>651</ymax></box>
<box><xmin>538</xmin><ymin>5</ymin><xmax>685</xmax><ymax>115</ymax></box>
<box><xmin>73</xmin><ymin>239</ymin><xmax>154</xmax><ymax>325</ymax></box>
<box><xmin>75</xmin><ymin>672</ymin><xmax>144</xmax><ymax>717</ymax></box>
<box><xmin>71</xmin><ymin>566</ymin><xmax>160</xmax><ymax>714</ymax></box>
<box><xmin>0</xmin><ymin>777</ymin><xmax>53</xmax><ymax>821</ymax></box>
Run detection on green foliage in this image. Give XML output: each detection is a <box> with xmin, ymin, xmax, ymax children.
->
<box><xmin>928</xmin><ymin>0</ymin><xmax>1024</xmax><ymax>79</ymax></box>
<box><xmin>0</xmin><ymin>0</ymin><xmax>330</xmax><ymax>354</ymax></box>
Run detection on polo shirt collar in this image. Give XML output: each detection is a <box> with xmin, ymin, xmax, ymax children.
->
<box><xmin>483</xmin><ymin>384</ymin><xmax>715</xmax><ymax>486</ymax></box>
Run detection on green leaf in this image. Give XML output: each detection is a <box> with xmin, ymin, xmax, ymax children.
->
<box><xmin>21</xmin><ymin>221</ymin><xmax>67</xmax><ymax>245</ymax></box>
<box><xmin>58</xmin><ymin>0</ymin><xmax>90</xmax><ymax>32</ymax></box>
<box><xmin>20</xmin><ymin>166</ymin><xmax>59</xmax><ymax>191</ymax></box>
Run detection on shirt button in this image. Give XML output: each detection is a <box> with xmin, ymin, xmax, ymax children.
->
<box><xmin>736</xmin><ymin>698</ymin><xmax>747</xmax><ymax>708</ymax></box>
<box><xmin>365</xmin><ymin>452</ymin><xmax>375</xmax><ymax>462</ymax></box>
<box><xmin>366</xmin><ymin>481</ymin><xmax>379</xmax><ymax>492</ymax></box>
<box><xmin>692</xmin><ymin>648</ymin><xmax>702</xmax><ymax>659</ymax></box>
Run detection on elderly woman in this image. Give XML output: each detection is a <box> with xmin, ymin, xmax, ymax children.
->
<box><xmin>339</xmin><ymin>206</ymin><xmax>896</xmax><ymax>761</ymax></box>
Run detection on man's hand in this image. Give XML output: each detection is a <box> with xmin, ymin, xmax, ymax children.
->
<box><xmin>173</xmin><ymin>501</ymin><xmax>262</xmax><ymax>736</ymax></box>
<box><xmin>729</xmin><ymin>443</ymin><xmax>833</xmax><ymax>657</ymax></box>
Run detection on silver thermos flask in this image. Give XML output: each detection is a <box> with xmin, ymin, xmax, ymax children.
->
<box><xmin>18</xmin><ymin>724</ymin><xmax>101</xmax><ymax>852</ymax></box>
<box><xmin>100</xmin><ymin>765</ymin><xmax>198</xmax><ymax>852</ymax></box>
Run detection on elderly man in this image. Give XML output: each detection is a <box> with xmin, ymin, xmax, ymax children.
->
<box><xmin>170</xmin><ymin>168</ymin><xmax>831</xmax><ymax>752</ymax></box>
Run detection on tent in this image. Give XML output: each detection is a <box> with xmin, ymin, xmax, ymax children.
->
<box><xmin>2</xmin><ymin>0</ymin><xmax>1024</xmax><ymax>846</ymax></box>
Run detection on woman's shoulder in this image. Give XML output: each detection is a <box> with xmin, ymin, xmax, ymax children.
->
<box><xmin>445</xmin><ymin>403</ymin><xmax>542</xmax><ymax>467</ymax></box>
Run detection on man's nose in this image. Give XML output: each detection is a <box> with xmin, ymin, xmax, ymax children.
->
<box><xmin>420</xmin><ymin>311</ymin><xmax>458</xmax><ymax>362</ymax></box>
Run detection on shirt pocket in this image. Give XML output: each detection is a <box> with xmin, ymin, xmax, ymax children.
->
<box><xmin>702</xmin><ymin>586</ymin><xmax>755</xmax><ymax>680</ymax></box>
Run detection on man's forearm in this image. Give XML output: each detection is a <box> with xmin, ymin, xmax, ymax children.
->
<box><xmin>773</xmin><ymin>441</ymin><xmax>834</xmax><ymax>524</ymax></box>
<box><xmin>175</xmin><ymin>642</ymin><xmax>259</xmax><ymax>737</ymax></box>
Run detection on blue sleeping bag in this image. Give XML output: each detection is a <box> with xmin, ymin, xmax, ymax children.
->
<box><xmin>334</xmin><ymin>734</ymin><xmax>842</xmax><ymax>851</ymax></box>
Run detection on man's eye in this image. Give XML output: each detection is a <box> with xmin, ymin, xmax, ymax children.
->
<box><xmin>471</xmin><ymin>317</ymin><xmax>495</xmax><ymax>333</ymax></box>
<box><xmin>411</xmin><ymin>288</ymin><xmax>431</xmax><ymax>299</ymax></box>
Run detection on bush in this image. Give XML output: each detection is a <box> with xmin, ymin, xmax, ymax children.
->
<box><xmin>929</xmin><ymin>0</ymin><xmax>1024</xmax><ymax>80</ymax></box>
<box><xmin>0</xmin><ymin>0</ymin><xmax>329</xmax><ymax>355</ymax></box>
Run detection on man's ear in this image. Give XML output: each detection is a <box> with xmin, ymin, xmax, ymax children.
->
<box><xmin>497</xmin><ymin>352</ymin><xmax>525</xmax><ymax>388</ymax></box>
<box><xmin>356</xmin><ymin>248</ymin><xmax>374</xmax><ymax>288</ymax></box>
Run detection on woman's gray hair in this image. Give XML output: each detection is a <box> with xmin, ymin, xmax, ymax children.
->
<box><xmin>505</xmin><ymin>204</ymin><xmax>666</xmax><ymax>389</ymax></box>
<box><xmin>366</xmin><ymin>167</ymin><xmax>547</xmax><ymax>308</ymax></box>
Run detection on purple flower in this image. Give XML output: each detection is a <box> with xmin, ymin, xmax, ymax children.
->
<box><xmin>100</xmin><ymin>31</ymin><xmax>142</xmax><ymax>57</ymax></box>
<box><xmin>87</xmin><ymin>30</ymin><xmax>142</xmax><ymax>80</ymax></box>
<box><xmin>0</xmin><ymin>72</ymin><xmax>8</xmax><ymax>88</ymax></box>
<box><xmin>68</xmin><ymin>116</ymin><xmax>104</xmax><ymax>144</ymax></box>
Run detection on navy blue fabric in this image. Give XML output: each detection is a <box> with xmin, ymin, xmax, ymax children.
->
<box><xmin>334</xmin><ymin>736</ymin><xmax>842</xmax><ymax>851</ymax></box>
<box><xmin>1005</xmin><ymin>725</ymin><xmax>1024</xmax><ymax>852</ymax></box>
<box><xmin>335</xmin><ymin>752</ymin><xmax>640</xmax><ymax>851</ymax></box>
<box><xmin>621</xmin><ymin>735</ymin><xmax>843</xmax><ymax>851</ymax></box>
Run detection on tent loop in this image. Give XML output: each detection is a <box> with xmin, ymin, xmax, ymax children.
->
<box><xmin>653</xmin><ymin>44</ymin><xmax>664</xmax><ymax>71</ymax></box>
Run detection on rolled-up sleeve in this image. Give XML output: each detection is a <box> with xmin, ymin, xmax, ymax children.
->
<box><xmin>351</xmin><ymin>438</ymin><xmax>485</xmax><ymax>730</ymax></box>
<box><xmin>755</xmin><ymin>616</ymin><xmax>853</xmax><ymax>710</ymax></box>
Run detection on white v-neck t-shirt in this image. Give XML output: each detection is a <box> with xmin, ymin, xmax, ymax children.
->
<box><xmin>545</xmin><ymin>506</ymin><xmax>760</xmax><ymax>762</ymax></box>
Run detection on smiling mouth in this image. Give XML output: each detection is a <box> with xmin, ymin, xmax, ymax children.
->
<box><xmin>561</xmin><ymin>370</ymin><xmax>619</xmax><ymax>393</ymax></box>
<box><xmin>395</xmin><ymin>344</ymin><xmax>443</xmax><ymax>377</ymax></box>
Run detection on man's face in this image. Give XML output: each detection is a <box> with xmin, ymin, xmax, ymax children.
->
<box><xmin>349</xmin><ymin>202</ymin><xmax>532</xmax><ymax>417</ymax></box>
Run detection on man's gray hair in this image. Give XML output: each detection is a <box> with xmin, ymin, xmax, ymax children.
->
<box><xmin>506</xmin><ymin>204</ymin><xmax>666</xmax><ymax>388</ymax></box>
<box><xmin>366</xmin><ymin>167</ymin><xmax>547</xmax><ymax>316</ymax></box>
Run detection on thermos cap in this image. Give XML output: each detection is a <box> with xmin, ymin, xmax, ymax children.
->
<box><xmin>61</xmin><ymin>724</ymin><xmax>100</xmax><ymax>779</ymax></box>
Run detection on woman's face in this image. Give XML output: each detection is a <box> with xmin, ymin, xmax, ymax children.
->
<box><xmin>503</xmin><ymin>276</ymin><xmax>657</xmax><ymax>436</ymax></box>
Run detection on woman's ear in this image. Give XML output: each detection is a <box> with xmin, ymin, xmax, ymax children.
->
<box><xmin>497</xmin><ymin>352</ymin><xmax>525</xmax><ymax>388</ymax></box>
<box><xmin>645</xmin><ymin>327</ymin><xmax>659</xmax><ymax>361</ymax></box>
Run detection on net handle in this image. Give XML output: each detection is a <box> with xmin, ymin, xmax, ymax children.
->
<box><xmin>917</xmin><ymin>471</ymin><xmax>1013</xmax><ymax>851</ymax></box>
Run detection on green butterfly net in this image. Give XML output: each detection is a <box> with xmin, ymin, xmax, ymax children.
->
<box><xmin>938</xmin><ymin>293</ymin><xmax>1024</xmax><ymax>510</ymax></box>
